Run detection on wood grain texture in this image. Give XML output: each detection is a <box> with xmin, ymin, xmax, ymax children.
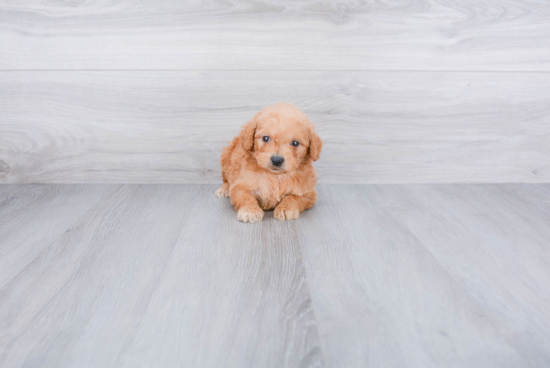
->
<box><xmin>1</xmin><ymin>70</ymin><xmax>549</xmax><ymax>184</ymax></box>
<box><xmin>0</xmin><ymin>184</ymin><xmax>323</xmax><ymax>368</ymax></box>
<box><xmin>297</xmin><ymin>184</ymin><xmax>550</xmax><ymax>367</ymax></box>
<box><xmin>1</xmin><ymin>184</ymin><xmax>550</xmax><ymax>367</ymax></box>
<box><xmin>1</xmin><ymin>1</ymin><xmax>550</xmax><ymax>71</ymax></box>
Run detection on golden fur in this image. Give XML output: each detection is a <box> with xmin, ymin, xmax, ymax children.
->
<box><xmin>216</xmin><ymin>102</ymin><xmax>323</xmax><ymax>223</ymax></box>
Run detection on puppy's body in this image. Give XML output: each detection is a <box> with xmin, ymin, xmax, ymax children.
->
<box><xmin>219</xmin><ymin>138</ymin><xmax>316</xmax><ymax>211</ymax></box>
<box><xmin>216</xmin><ymin>103</ymin><xmax>322</xmax><ymax>223</ymax></box>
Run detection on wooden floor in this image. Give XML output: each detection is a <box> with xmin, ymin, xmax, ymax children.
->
<box><xmin>1</xmin><ymin>184</ymin><xmax>549</xmax><ymax>367</ymax></box>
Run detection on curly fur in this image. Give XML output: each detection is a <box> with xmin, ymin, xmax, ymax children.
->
<box><xmin>216</xmin><ymin>102</ymin><xmax>323</xmax><ymax>223</ymax></box>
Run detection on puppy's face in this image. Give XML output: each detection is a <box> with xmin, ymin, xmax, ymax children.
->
<box><xmin>254</xmin><ymin>117</ymin><xmax>310</xmax><ymax>173</ymax></box>
<box><xmin>239</xmin><ymin>103</ymin><xmax>322</xmax><ymax>174</ymax></box>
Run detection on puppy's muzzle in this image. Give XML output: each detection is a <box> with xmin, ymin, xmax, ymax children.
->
<box><xmin>271</xmin><ymin>156</ymin><xmax>285</xmax><ymax>167</ymax></box>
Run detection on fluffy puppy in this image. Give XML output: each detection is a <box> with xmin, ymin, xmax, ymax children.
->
<box><xmin>216</xmin><ymin>102</ymin><xmax>322</xmax><ymax>223</ymax></box>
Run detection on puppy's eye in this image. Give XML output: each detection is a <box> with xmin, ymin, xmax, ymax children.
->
<box><xmin>263</xmin><ymin>136</ymin><xmax>270</xmax><ymax>143</ymax></box>
<box><xmin>291</xmin><ymin>140</ymin><xmax>299</xmax><ymax>147</ymax></box>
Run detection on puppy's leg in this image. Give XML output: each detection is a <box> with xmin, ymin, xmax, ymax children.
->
<box><xmin>215</xmin><ymin>182</ymin><xmax>230</xmax><ymax>198</ymax></box>
<box><xmin>217</xmin><ymin>138</ymin><xmax>236</xmax><ymax>198</ymax></box>
<box><xmin>274</xmin><ymin>190</ymin><xmax>317</xmax><ymax>221</ymax></box>
<box><xmin>230</xmin><ymin>185</ymin><xmax>264</xmax><ymax>223</ymax></box>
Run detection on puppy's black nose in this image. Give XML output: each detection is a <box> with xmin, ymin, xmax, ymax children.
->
<box><xmin>271</xmin><ymin>156</ymin><xmax>285</xmax><ymax>167</ymax></box>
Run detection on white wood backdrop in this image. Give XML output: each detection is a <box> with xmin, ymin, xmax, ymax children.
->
<box><xmin>0</xmin><ymin>0</ymin><xmax>549</xmax><ymax>183</ymax></box>
<box><xmin>2</xmin><ymin>0</ymin><xmax>550</xmax><ymax>71</ymax></box>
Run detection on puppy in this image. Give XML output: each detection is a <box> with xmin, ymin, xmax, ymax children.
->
<box><xmin>216</xmin><ymin>102</ymin><xmax>322</xmax><ymax>223</ymax></box>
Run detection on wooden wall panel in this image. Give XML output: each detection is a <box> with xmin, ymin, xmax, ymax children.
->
<box><xmin>1</xmin><ymin>71</ymin><xmax>549</xmax><ymax>183</ymax></box>
<box><xmin>0</xmin><ymin>1</ymin><xmax>549</xmax><ymax>71</ymax></box>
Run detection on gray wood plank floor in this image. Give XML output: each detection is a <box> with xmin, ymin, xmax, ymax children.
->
<box><xmin>1</xmin><ymin>184</ymin><xmax>549</xmax><ymax>367</ymax></box>
<box><xmin>2</xmin><ymin>71</ymin><xmax>549</xmax><ymax>184</ymax></box>
<box><xmin>1</xmin><ymin>1</ymin><xmax>550</xmax><ymax>71</ymax></box>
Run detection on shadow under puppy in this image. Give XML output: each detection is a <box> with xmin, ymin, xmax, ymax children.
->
<box><xmin>216</xmin><ymin>102</ymin><xmax>322</xmax><ymax>223</ymax></box>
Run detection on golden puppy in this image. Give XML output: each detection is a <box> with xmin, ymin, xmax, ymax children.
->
<box><xmin>216</xmin><ymin>102</ymin><xmax>322</xmax><ymax>223</ymax></box>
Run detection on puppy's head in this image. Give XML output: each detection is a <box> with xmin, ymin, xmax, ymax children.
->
<box><xmin>239</xmin><ymin>102</ymin><xmax>322</xmax><ymax>174</ymax></box>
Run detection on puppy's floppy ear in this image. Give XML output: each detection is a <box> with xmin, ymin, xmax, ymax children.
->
<box><xmin>308</xmin><ymin>129</ymin><xmax>323</xmax><ymax>161</ymax></box>
<box><xmin>239</xmin><ymin>118</ymin><xmax>257</xmax><ymax>152</ymax></box>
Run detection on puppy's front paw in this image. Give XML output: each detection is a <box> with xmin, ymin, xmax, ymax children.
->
<box><xmin>215</xmin><ymin>183</ymin><xmax>230</xmax><ymax>198</ymax></box>
<box><xmin>237</xmin><ymin>207</ymin><xmax>264</xmax><ymax>223</ymax></box>
<box><xmin>274</xmin><ymin>206</ymin><xmax>300</xmax><ymax>221</ymax></box>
